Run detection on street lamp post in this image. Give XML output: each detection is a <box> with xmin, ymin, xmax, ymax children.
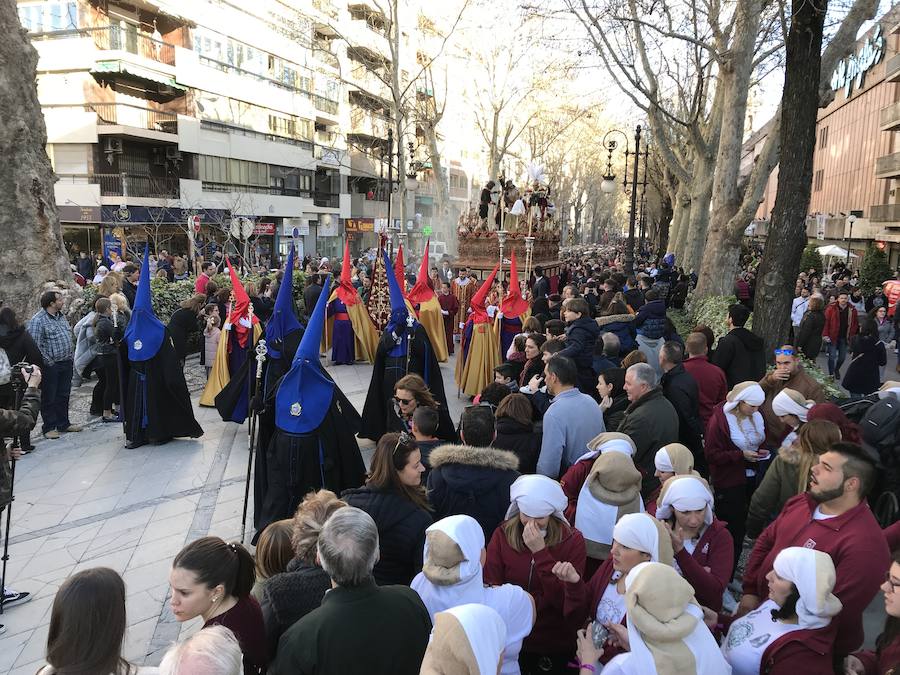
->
<box><xmin>847</xmin><ymin>213</ymin><xmax>857</xmax><ymax>265</ymax></box>
<box><xmin>600</xmin><ymin>125</ymin><xmax>647</xmax><ymax>275</ymax></box>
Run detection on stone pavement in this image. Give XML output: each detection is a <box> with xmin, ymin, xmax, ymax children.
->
<box><xmin>0</xmin><ymin>356</ymin><xmax>467</xmax><ymax>674</ymax></box>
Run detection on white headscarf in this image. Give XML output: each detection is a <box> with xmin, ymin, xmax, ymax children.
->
<box><xmin>655</xmin><ymin>476</ymin><xmax>714</xmax><ymax>526</ymax></box>
<box><xmin>412</xmin><ymin>515</ymin><xmax>485</xmax><ymax>615</ymax></box>
<box><xmin>723</xmin><ymin>382</ymin><xmax>765</xmax><ymax>413</ymax></box>
<box><xmin>420</xmin><ymin>604</ymin><xmax>507</xmax><ymax>675</ymax></box>
<box><xmin>504</xmin><ymin>474</ymin><xmax>567</xmax><ymax>523</ymax></box>
<box><xmin>603</xmin><ymin>563</ymin><xmax>731</xmax><ymax>675</ymax></box>
<box><xmin>612</xmin><ymin>513</ymin><xmax>673</xmax><ymax>566</ymax></box>
<box><xmin>575</xmin><ymin>452</ymin><xmax>644</xmax><ymax>559</ymax></box>
<box><xmin>879</xmin><ymin>381</ymin><xmax>900</xmax><ymax>400</ymax></box>
<box><xmin>772</xmin><ymin>389</ymin><xmax>814</xmax><ymax>422</ymax></box>
<box><xmin>92</xmin><ymin>266</ymin><xmax>109</xmax><ymax>284</ymax></box>
<box><xmin>577</xmin><ymin>432</ymin><xmax>638</xmax><ymax>463</ymax></box>
<box><xmin>654</xmin><ymin>444</ymin><xmax>695</xmax><ymax>474</ymax></box>
<box><xmin>772</xmin><ymin>547</ymin><xmax>842</xmax><ymax>630</ymax></box>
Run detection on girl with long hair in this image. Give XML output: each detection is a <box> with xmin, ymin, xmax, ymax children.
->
<box><xmin>846</xmin><ymin>550</ymin><xmax>900</xmax><ymax>674</ymax></box>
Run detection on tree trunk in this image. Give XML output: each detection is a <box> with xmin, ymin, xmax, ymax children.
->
<box><xmin>683</xmin><ymin>165</ymin><xmax>714</xmax><ymax>273</ymax></box>
<box><xmin>671</xmin><ymin>187</ymin><xmax>692</xmax><ymax>263</ymax></box>
<box><xmin>0</xmin><ymin>6</ymin><xmax>73</xmax><ymax>319</ymax></box>
<box><xmin>753</xmin><ymin>0</ymin><xmax>827</xmax><ymax>356</ymax></box>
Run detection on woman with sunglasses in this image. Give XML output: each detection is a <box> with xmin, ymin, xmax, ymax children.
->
<box><xmin>392</xmin><ymin>373</ymin><xmax>457</xmax><ymax>441</ymax></box>
<box><xmin>343</xmin><ymin>432</ymin><xmax>433</xmax><ymax>585</ymax></box>
<box><xmin>845</xmin><ymin>551</ymin><xmax>900</xmax><ymax>674</ymax></box>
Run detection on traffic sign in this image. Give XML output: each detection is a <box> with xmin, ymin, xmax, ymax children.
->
<box><xmin>188</xmin><ymin>215</ymin><xmax>201</xmax><ymax>234</ymax></box>
<box><xmin>422</xmin><ymin>225</ymin><xmax>433</xmax><ymax>236</ymax></box>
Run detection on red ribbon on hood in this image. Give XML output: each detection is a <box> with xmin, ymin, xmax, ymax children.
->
<box><xmin>226</xmin><ymin>258</ymin><xmax>258</xmax><ymax>349</ymax></box>
<box><xmin>468</xmin><ymin>263</ymin><xmax>500</xmax><ymax>325</ymax></box>
<box><xmin>394</xmin><ymin>244</ymin><xmax>406</xmax><ymax>294</ymax></box>
<box><xmin>407</xmin><ymin>240</ymin><xmax>437</xmax><ymax>304</ymax></box>
<box><xmin>500</xmin><ymin>249</ymin><xmax>529</xmax><ymax>318</ymax></box>
<box><xmin>335</xmin><ymin>239</ymin><xmax>360</xmax><ymax>307</ymax></box>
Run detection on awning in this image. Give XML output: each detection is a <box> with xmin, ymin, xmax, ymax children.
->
<box><xmin>92</xmin><ymin>60</ymin><xmax>185</xmax><ymax>90</ymax></box>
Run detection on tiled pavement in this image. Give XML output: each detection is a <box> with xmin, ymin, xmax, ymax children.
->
<box><xmin>0</xmin><ymin>355</ymin><xmax>467</xmax><ymax>673</ymax></box>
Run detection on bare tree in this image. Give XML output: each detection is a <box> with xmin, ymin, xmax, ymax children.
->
<box><xmin>1</xmin><ymin>3</ymin><xmax>74</xmax><ymax>316</ymax></box>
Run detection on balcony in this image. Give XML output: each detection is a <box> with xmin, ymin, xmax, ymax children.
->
<box><xmin>871</xmin><ymin>204</ymin><xmax>900</xmax><ymax>222</ymax></box>
<box><xmin>314</xmin><ymin>191</ymin><xmax>340</xmax><ymax>208</ymax></box>
<box><xmin>202</xmin><ymin>181</ymin><xmax>313</xmax><ymax>198</ymax></box>
<box><xmin>94</xmin><ymin>173</ymin><xmax>179</xmax><ymax>198</ymax></box>
<box><xmin>44</xmin><ymin>102</ymin><xmax>178</xmax><ymax>135</ymax></box>
<box><xmin>875</xmin><ymin>152</ymin><xmax>900</xmax><ymax>179</ymax></box>
<box><xmin>349</xmin><ymin>65</ymin><xmax>391</xmax><ymax>103</ymax></box>
<box><xmin>887</xmin><ymin>53</ymin><xmax>900</xmax><ymax>83</ymax></box>
<box><xmin>881</xmin><ymin>101</ymin><xmax>900</xmax><ymax>132</ymax></box>
<box><xmin>314</xmin><ymin>145</ymin><xmax>343</xmax><ymax>166</ymax></box>
<box><xmin>313</xmin><ymin>94</ymin><xmax>340</xmax><ymax>116</ymax></box>
<box><xmin>89</xmin><ymin>25</ymin><xmax>176</xmax><ymax>65</ymax></box>
<box><xmin>313</xmin><ymin>0</ymin><xmax>340</xmax><ymax>19</ymax></box>
<box><xmin>351</xmin><ymin>193</ymin><xmax>387</xmax><ymax>217</ymax></box>
<box><xmin>349</xmin><ymin>108</ymin><xmax>390</xmax><ymax>139</ymax></box>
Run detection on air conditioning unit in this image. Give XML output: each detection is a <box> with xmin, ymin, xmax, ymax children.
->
<box><xmin>165</xmin><ymin>147</ymin><xmax>182</xmax><ymax>161</ymax></box>
<box><xmin>104</xmin><ymin>138</ymin><xmax>123</xmax><ymax>154</ymax></box>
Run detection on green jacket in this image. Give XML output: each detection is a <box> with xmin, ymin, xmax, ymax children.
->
<box><xmin>617</xmin><ymin>387</ymin><xmax>680</xmax><ymax>499</ymax></box>
<box><xmin>271</xmin><ymin>578</ymin><xmax>431</xmax><ymax>675</ymax></box>
<box><xmin>746</xmin><ymin>443</ymin><xmax>805</xmax><ymax>539</ymax></box>
<box><xmin>0</xmin><ymin>386</ymin><xmax>40</xmax><ymax>510</ymax></box>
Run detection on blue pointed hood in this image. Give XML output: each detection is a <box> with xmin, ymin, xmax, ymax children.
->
<box><xmin>124</xmin><ymin>244</ymin><xmax>165</xmax><ymax>361</ymax></box>
<box><xmin>265</xmin><ymin>244</ymin><xmax>303</xmax><ymax>358</ymax></box>
<box><xmin>384</xmin><ymin>247</ymin><xmax>411</xmax><ymax>335</ymax></box>
<box><xmin>275</xmin><ymin>274</ymin><xmax>333</xmax><ymax>434</ymax></box>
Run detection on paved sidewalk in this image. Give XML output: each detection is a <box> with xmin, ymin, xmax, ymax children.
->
<box><xmin>0</xmin><ymin>356</ymin><xmax>465</xmax><ymax>673</ymax></box>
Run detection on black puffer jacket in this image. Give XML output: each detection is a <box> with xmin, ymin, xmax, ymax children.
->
<box><xmin>260</xmin><ymin>557</ymin><xmax>331</xmax><ymax>660</ymax></box>
<box><xmin>0</xmin><ymin>325</ymin><xmax>44</xmax><ymax>369</ymax></box>
<box><xmin>559</xmin><ymin>316</ymin><xmax>602</xmax><ymax>372</ymax></box>
<box><xmin>634</xmin><ymin>299</ymin><xmax>667</xmax><ymax>339</ymax></box>
<box><xmin>342</xmin><ymin>485</ymin><xmax>432</xmax><ymax>586</ymax></box>
<box><xmin>711</xmin><ymin>327</ymin><xmax>767</xmax><ymax>388</ymax></box>
<box><xmin>602</xmin><ymin>393</ymin><xmax>630</xmax><ymax>432</ymax></box>
<box><xmin>492</xmin><ymin>417</ymin><xmax>542</xmax><ymax>473</ymax></box>
<box><xmin>426</xmin><ymin>444</ymin><xmax>520</xmax><ymax>540</ymax></box>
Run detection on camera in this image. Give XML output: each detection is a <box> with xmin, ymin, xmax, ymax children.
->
<box><xmin>10</xmin><ymin>362</ymin><xmax>34</xmax><ymax>389</ymax></box>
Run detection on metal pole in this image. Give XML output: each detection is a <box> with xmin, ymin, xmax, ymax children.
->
<box><xmin>624</xmin><ymin>125</ymin><xmax>642</xmax><ymax>275</ymax></box>
<box><xmin>387</xmin><ymin>129</ymin><xmax>394</xmax><ymax>256</ymax></box>
<box><xmin>846</xmin><ymin>218</ymin><xmax>854</xmax><ymax>265</ymax></box>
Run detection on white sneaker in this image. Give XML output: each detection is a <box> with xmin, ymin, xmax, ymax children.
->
<box><xmin>2</xmin><ymin>587</ymin><xmax>31</xmax><ymax>609</ymax></box>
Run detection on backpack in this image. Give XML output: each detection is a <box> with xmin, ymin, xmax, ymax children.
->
<box><xmin>0</xmin><ymin>347</ymin><xmax>10</xmax><ymax>386</ymax></box>
<box><xmin>860</xmin><ymin>397</ymin><xmax>900</xmax><ymax>462</ymax></box>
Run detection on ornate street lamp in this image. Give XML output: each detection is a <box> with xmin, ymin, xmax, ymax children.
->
<box><xmin>599</xmin><ymin>126</ymin><xmax>649</xmax><ymax>275</ymax></box>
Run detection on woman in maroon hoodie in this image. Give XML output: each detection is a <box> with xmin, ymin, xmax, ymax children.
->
<box><xmin>484</xmin><ymin>475</ymin><xmax>586</xmax><ymax>675</ymax></box>
<box><xmin>704</xmin><ymin>381</ymin><xmax>767</xmax><ymax>576</ymax></box>
<box><xmin>719</xmin><ymin>546</ymin><xmax>842</xmax><ymax>674</ymax></box>
<box><xmin>655</xmin><ymin>475</ymin><xmax>733</xmax><ymax>611</ymax></box>
<box><xmin>550</xmin><ymin>513</ymin><xmax>673</xmax><ymax>667</ymax></box>
<box><xmin>845</xmin><ymin>551</ymin><xmax>900</xmax><ymax>675</ymax></box>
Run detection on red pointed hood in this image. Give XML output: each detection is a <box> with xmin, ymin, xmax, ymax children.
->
<box><xmin>394</xmin><ymin>244</ymin><xmax>406</xmax><ymax>293</ymax></box>
<box><xmin>469</xmin><ymin>263</ymin><xmax>500</xmax><ymax>324</ymax></box>
<box><xmin>226</xmin><ymin>258</ymin><xmax>258</xmax><ymax>348</ymax></box>
<box><xmin>407</xmin><ymin>240</ymin><xmax>436</xmax><ymax>304</ymax></box>
<box><xmin>335</xmin><ymin>239</ymin><xmax>360</xmax><ymax>306</ymax></box>
<box><xmin>501</xmin><ymin>249</ymin><xmax>529</xmax><ymax>318</ymax></box>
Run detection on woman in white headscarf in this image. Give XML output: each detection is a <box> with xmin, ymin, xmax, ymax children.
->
<box><xmin>92</xmin><ymin>265</ymin><xmax>110</xmax><ymax>285</ymax></box>
<box><xmin>719</xmin><ymin>547</ymin><xmax>842</xmax><ymax>674</ymax></box>
<box><xmin>412</xmin><ymin>515</ymin><xmax>535</xmax><ymax>675</ymax></box>
<box><xmin>655</xmin><ymin>475</ymin><xmax>733</xmax><ymax>611</ymax></box>
<box><xmin>420</xmin><ymin>604</ymin><xmax>507</xmax><ymax>675</ymax></box>
<box><xmin>551</xmin><ymin>513</ymin><xmax>674</xmax><ymax>667</ymax></box>
<box><xmin>704</xmin><ymin>381</ymin><xmax>766</xmax><ymax>577</ymax></box>
<box><xmin>484</xmin><ymin>475</ymin><xmax>586</xmax><ymax>674</ymax></box>
<box><xmin>771</xmin><ymin>388</ymin><xmax>814</xmax><ymax>449</ymax></box>
<box><xmin>576</xmin><ymin>562</ymin><xmax>731</xmax><ymax>675</ymax></box>
<box><xmin>560</xmin><ymin>432</ymin><xmax>636</xmax><ymax>518</ymax></box>
<box><xmin>646</xmin><ymin>443</ymin><xmax>696</xmax><ymax>515</ymax></box>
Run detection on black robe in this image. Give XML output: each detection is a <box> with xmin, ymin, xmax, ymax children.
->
<box><xmin>255</xmin><ymin>372</ymin><xmax>365</xmax><ymax>536</ymax></box>
<box><xmin>120</xmin><ymin>330</ymin><xmax>203</xmax><ymax>448</ymax></box>
<box><xmin>359</xmin><ymin>323</ymin><xmax>456</xmax><ymax>442</ymax></box>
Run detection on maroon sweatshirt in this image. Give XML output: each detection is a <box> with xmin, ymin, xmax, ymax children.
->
<box><xmin>719</xmin><ymin>612</ymin><xmax>837</xmax><ymax>673</ymax></box>
<box><xmin>683</xmin><ymin>356</ymin><xmax>728</xmax><ymax>428</ymax></box>
<box><xmin>742</xmin><ymin>493</ymin><xmax>890</xmax><ymax>656</ymax></box>
<box><xmin>884</xmin><ymin>520</ymin><xmax>900</xmax><ymax>551</ymax></box>
<box><xmin>560</xmin><ymin>457</ymin><xmax>593</xmax><ymax>523</ymax></box>
<box><xmin>673</xmin><ymin>518</ymin><xmax>733</xmax><ymax>612</ymax></box>
<box><xmin>204</xmin><ymin>594</ymin><xmax>268</xmax><ymax>673</ymax></box>
<box><xmin>484</xmin><ymin>523</ymin><xmax>586</xmax><ymax>656</ymax></box>
<box><xmin>854</xmin><ymin>635</ymin><xmax>900</xmax><ymax>674</ymax></box>
<box><xmin>559</xmin><ymin>557</ymin><xmax>627</xmax><ymax>664</ymax></box>
<box><xmin>704</xmin><ymin>404</ymin><xmax>763</xmax><ymax>490</ymax></box>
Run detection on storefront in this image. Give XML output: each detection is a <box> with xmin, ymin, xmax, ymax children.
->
<box><xmin>59</xmin><ymin>205</ymin><xmax>102</xmax><ymax>262</ymax></box>
<box><xmin>345</xmin><ymin>217</ymin><xmax>376</xmax><ymax>255</ymax></box>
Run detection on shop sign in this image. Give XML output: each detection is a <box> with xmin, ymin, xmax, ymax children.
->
<box><xmin>831</xmin><ymin>24</ymin><xmax>884</xmax><ymax>97</ymax></box>
<box><xmin>345</xmin><ymin>218</ymin><xmax>375</xmax><ymax>233</ymax></box>
<box><xmin>254</xmin><ymin>222</ymin><xmax>275</xmax><ymax>235</ymax></box>
<box><xmin>318</xmin><ymin>216</ymin><xmax>339</xmax><ymax>237</ymax></box>
<box><xmin>816</xmin><ymin>214</ymin><xmax>827</xmax><ymax>240</ymax></box>
<box><xmin>284</xmin><ymin>218</ymin><xmax>309</xmax><ymax>236</ymax></box>
<box><xmin>59</xmin><ymin>205</ymin><xmax>101</xmax><ymax>223</ymax></box>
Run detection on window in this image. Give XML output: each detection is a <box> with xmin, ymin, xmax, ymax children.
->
<box><xmin>819</xmin><ymin>126</ymin><xmax>829</xmax><ymax>150</ymax></box>
<box><xmin>18</xmin><ymin>1</ymin><xmax>77</xmax><ymax>31</ymax></box>
<box><xmin>814</xmin><ymin>169</ymin><xmax>824</xmax><ymax>192</ymax></box>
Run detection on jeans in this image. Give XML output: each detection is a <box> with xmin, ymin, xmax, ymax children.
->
<box><xmin>714</xmin><ymin>484</ymin><xmax>749</xmax><ymax>580</ymax></box>
<box><xmin>41</xmin><ymin>359</ymin><xmax>73</xmax><ymax>434</ymax></box>
<box><xmin>827</xmin><ymin>338</ymin><xmax>848</xmax><ymax>376</ymax></box>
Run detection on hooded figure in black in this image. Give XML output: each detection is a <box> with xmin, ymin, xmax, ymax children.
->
<box><xmin>215</xmin><ymin>244</ymin><xmax>305</xmax><ymax>536</ymax></box>
<box><xmin>255</xmin><ymin>274</ymin><xmax>366</xmax><ymax>537</ymax></box>
<box><xmin>121</xmin><ymin>245</ymin><xmax>202</xmax><ymax>449</ymax></box>
<box><xmin>359</xmin><ymin>248</ymin><xmax>454</xmax><ymax>442</ymax></box>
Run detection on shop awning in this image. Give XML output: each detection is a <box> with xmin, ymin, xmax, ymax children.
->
<box><xmin>92</xmin><ymin>60</ymin><xmax>185</xmax><ymax>90</ymax></box>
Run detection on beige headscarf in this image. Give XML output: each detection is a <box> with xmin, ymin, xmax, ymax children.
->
<box><xmin>653</xmin><ymin>444</ymin><xmax>695</xmax><ymax>475</ymax></box>
<box><xmin>772</xmin><ymin>388</ymin><xmax>815</xmax><ymax>422</ymax></box>
<box><xmin>723</xmin><ymin>381</ymin><xmax>765</xmax><ymax>413</ymax></box>
<box><xmin>655</xmin><ymin>475</ymin><xmax>714</xmax><ymax>526</ymax></box>
<box><xmin>575</xmin><ymin>452</ymin><xmax>644</xmax><ymax>560</ymax></box>
<box><xmin>420</xmin><ymin>604</ymin><xmax>507</xmax><ymax>675</ymax></box>
<box><xmin>772</xmin><ymin>547</ymin><xmax>842</xmax><ymax>630</ymax></box>
<box><xmin>879</xmin><ymin>381</ymin><xmax>900</xmax><ymax>400</ymax></box>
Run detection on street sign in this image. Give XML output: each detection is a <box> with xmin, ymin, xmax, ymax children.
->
<box><xmin>189</xmin><ymin>215</ymin><xmax>201</xmax><ymax>234</ymax></box>
<box><xmin>423</xmin><ymin>225</ymin><xmax>433</xmax><ymax>236</ymax></box>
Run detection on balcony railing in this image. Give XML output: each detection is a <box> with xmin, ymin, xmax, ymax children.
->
<box><xmin>200</xmin><ymin>120</ymin><xmax>314</xmax><ymax>151</ymax></box>
<box><xmin>313</xmin><ymin>94</ymin><xmax>340</xmax><ymax>115</ymax></box>
<box><xmin>314</xmin><ymin>191</ymin><xmax>340</xmax><ymax>208</ymax></box>
<box><xmin>313</xmin><ymin>0</ymin><xmax>339</xmax><ymax>19</ymax></box>
<box><xmin>881</xmin><ymin>101</ymin><xmax>900</xmax><ymax>132</ymax></box>
<box><xmin>349</xmin><ymin>108</ymin><xmax>389</xmax><ymax>138</ymax></box>
<box><xmin>871</xmin><ymin>204</ymin><xmax>900</xmax><ymax>222</ymax></box>
<box><xmin>44</xmin><ymin>102</ymin><xmax>177</xmax><ymax>133</ymax></box>
<box><xmin>94</xmin><ymin>173</ymin><xmax>179</xmax><ymax>198</ymax></box>
<box><xmin>875</xmin><ymin>152</ymin><xmax>900</xmax><ymax>179</ymax></box>
<box><xmin>887</xmin><ymin>53</ymin><xmax>900</xmax><ymax>83</ymax></box>
<box><xmin>202</xmin><ymin>181</ymin><xmax>313</xmax><ymax>198</ymax></box>
<box><xmin>30</xmin><ymin>26</ymin><xmax>176</xmax><ymax>66</ymax></box>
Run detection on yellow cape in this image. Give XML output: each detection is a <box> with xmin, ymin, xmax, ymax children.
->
<box><xmin>416</xmin><ymin>295</ymin><xmax>448</xmax><ymax>363</ymax></box>
<box><xmin>321</xmin><ymin>292</ymin><xmax>379</xmax><ymax>364</ymax></box>
<box><xmin>454</xmin><ymin>321</ymin><xmax>500</xmax><ymax>397</ymax></box>
<box><xmin>199</xmin><ymin>323</ymin><xmax>263</xmax><ymax>407</ymax></box>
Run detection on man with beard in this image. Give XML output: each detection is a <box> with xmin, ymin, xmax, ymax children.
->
<box><xmin>451</xmin><ymin>266</ymin><xmax>475</xmax><ymax>339</ymax></box>
<box><xmin>255</xmin><ymin>275</ymin><xmax>365</xmax><ymax>537</ymax></box>
<box><xmin>360</xmin><ymin>249</ymin><xmax>454</xmax><ymax>442</ymax></box>
<box><xmin>121</xmin><ymin>246</ymin><xmax>202</xmax><ymax>448</ymax></box>
<box><xmin>738</xmin><ymin>442</ymin><xmax>888</xmax><ymax>661</ymax></box>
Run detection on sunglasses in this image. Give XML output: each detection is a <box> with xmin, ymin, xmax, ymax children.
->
<box><xmin>393</xmin><ymin>431</ymin><xmax>413</xmax><ymax>456</ymax></box>
<box><xmin>394</xmin><ymin>396</ymin><xmax>413</xmax><ymax>405</ymax></box>
<box><xmin>774</xmin><ymin>348</ymin><xmax>795</xmax><ymax>356</ymax></box>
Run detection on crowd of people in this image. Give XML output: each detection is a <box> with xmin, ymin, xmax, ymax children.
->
<box><xmin>5</xmin><ymin>241</ymin><xmax>900</xmax><ymax>674</ymax></box>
